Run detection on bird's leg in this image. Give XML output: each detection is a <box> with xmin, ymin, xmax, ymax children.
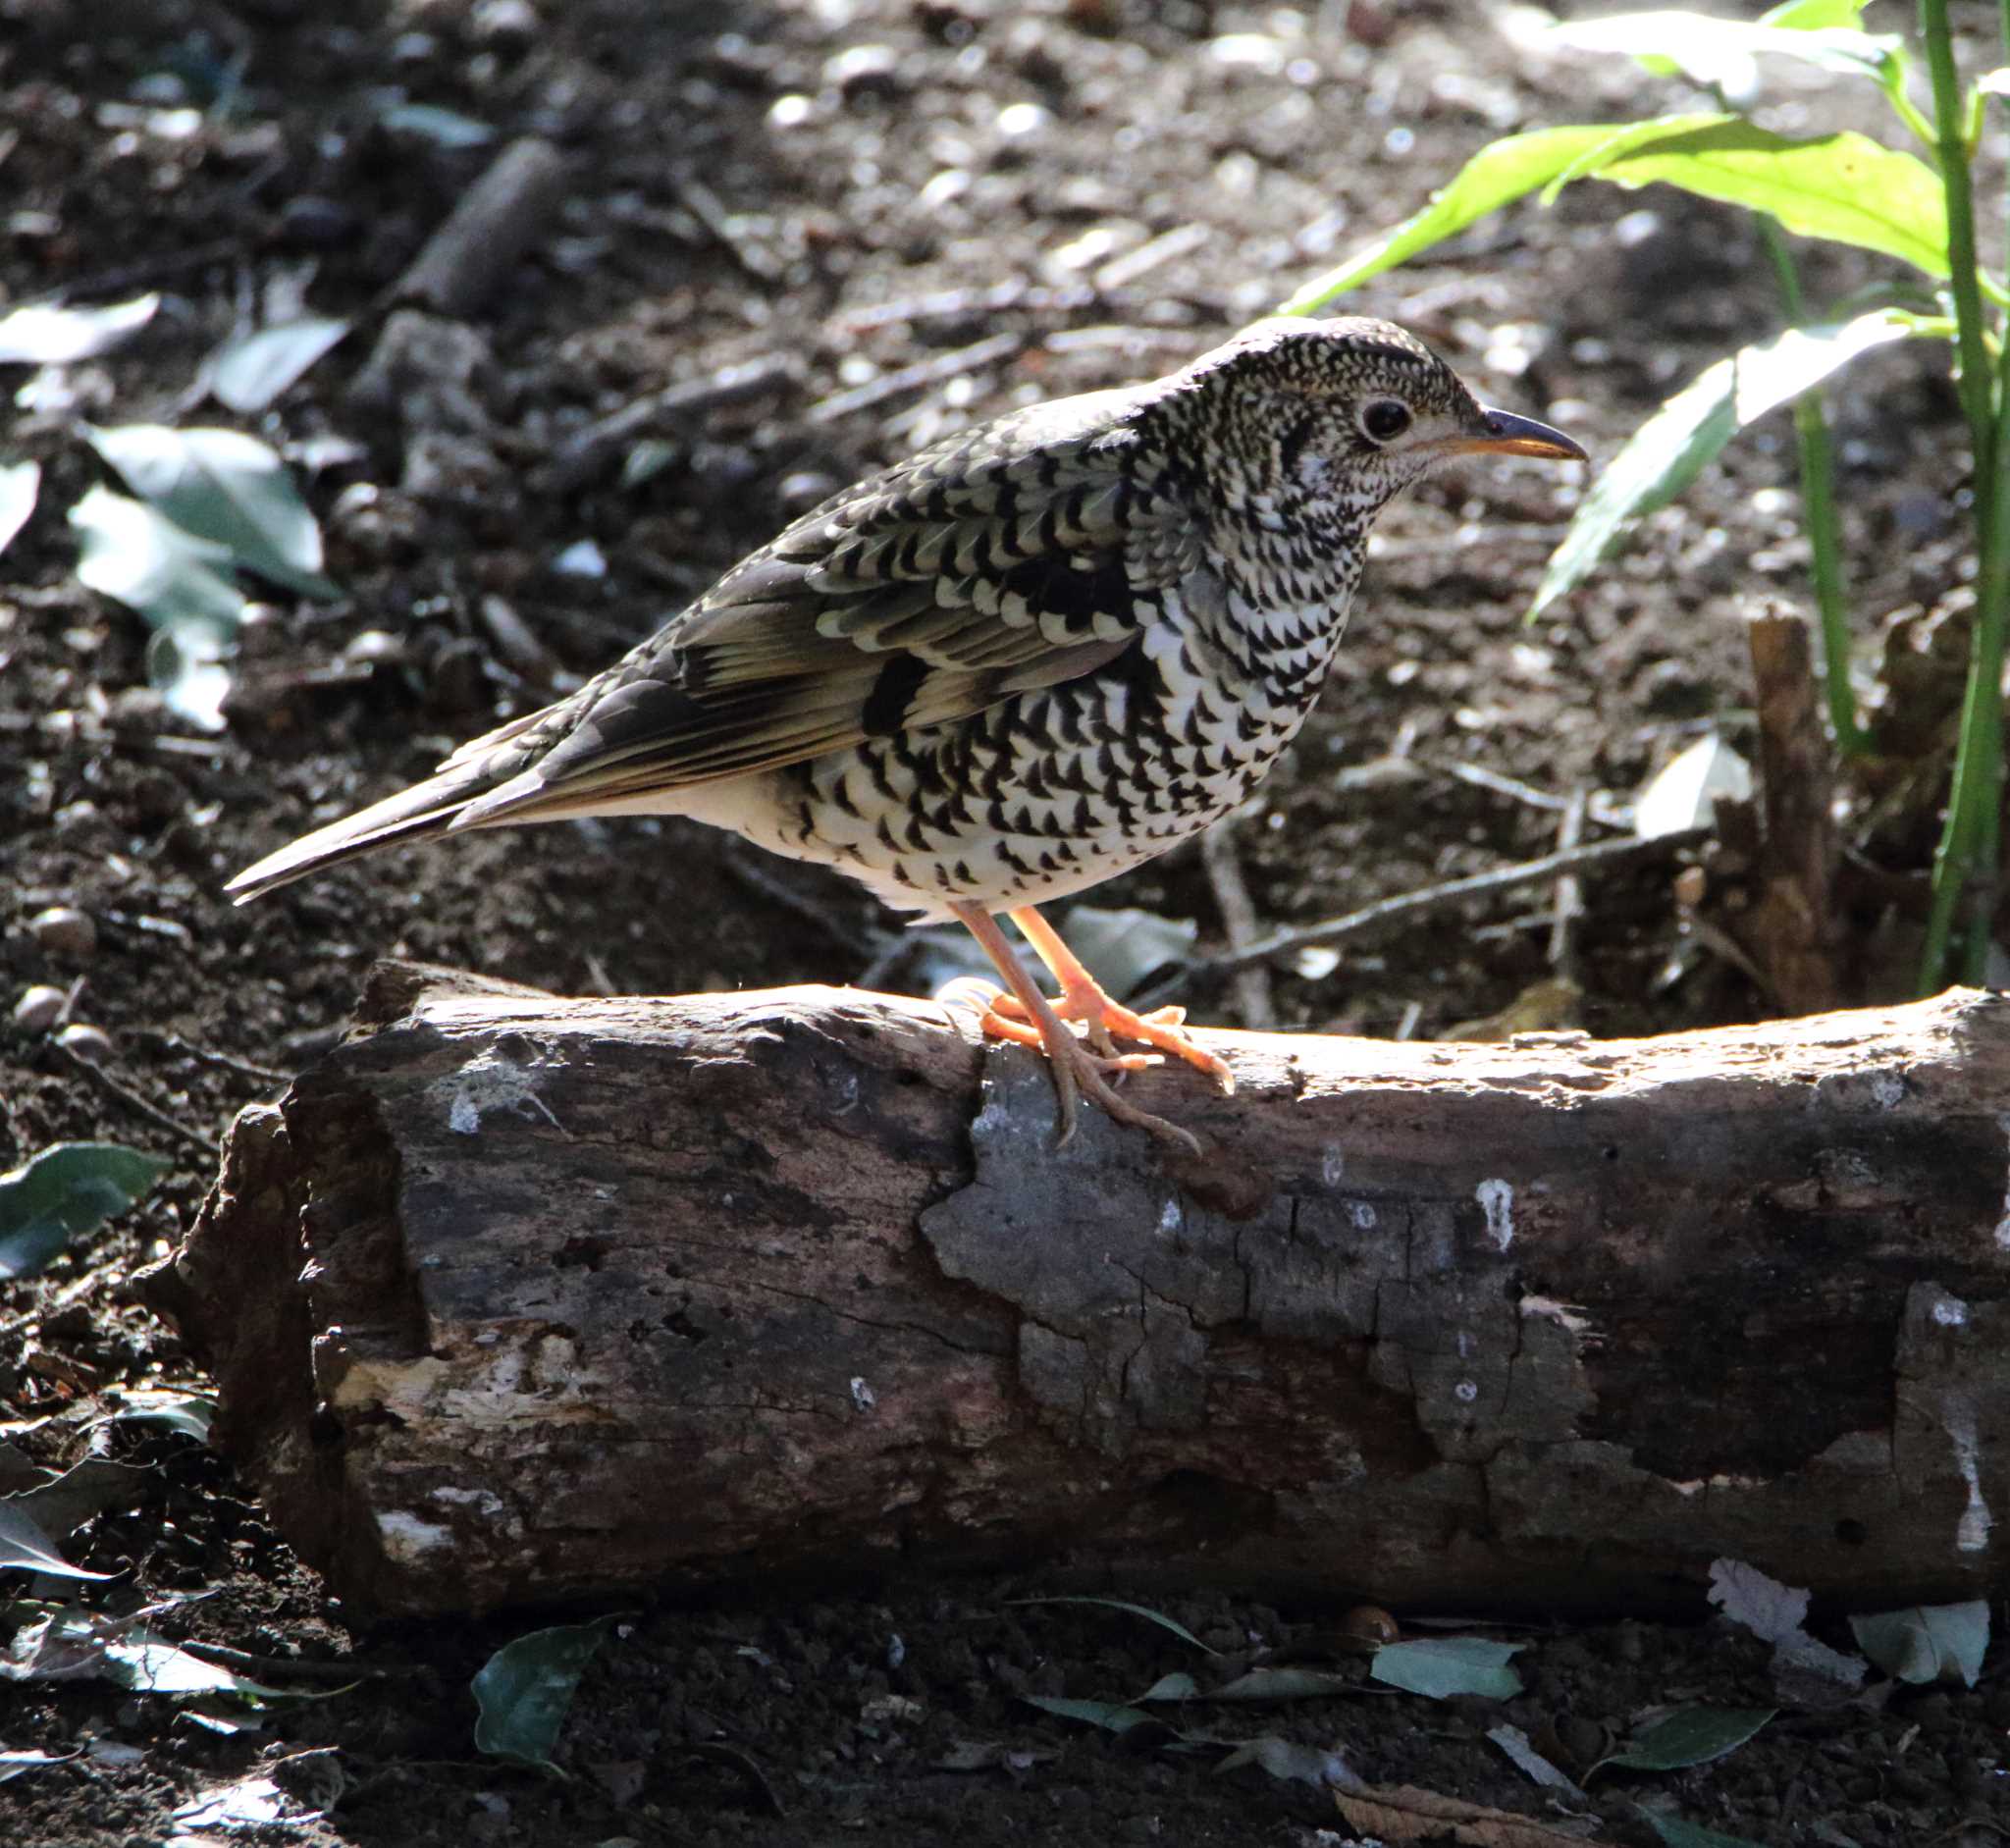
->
<box><xmin>1007</xmin><ymin>905</ymin><xmax>1236</xmax><ymax>1096</ymax></box>
<box><xmin>946</xmin><ymin>902</ymin><xmax>1202</xmax><ymax>1154</ymax></box>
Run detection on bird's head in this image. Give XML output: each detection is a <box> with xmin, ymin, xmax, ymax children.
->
<box><xmin>1161</xmin><ymin>315</ymin><xmax>1586</xmax><ymax>518</ymax></box>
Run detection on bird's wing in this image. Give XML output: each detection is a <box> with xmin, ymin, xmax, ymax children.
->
<box><xmin>450</xmin><ymin>391</ymin><xmax>1193</xmax><ymax>826</ymax></box>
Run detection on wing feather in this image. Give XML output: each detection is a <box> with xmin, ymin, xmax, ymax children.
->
<box><xmin>456</xmin><ymin>396</ymin><xmax>1191</xmax><ymax>826</ymax></box>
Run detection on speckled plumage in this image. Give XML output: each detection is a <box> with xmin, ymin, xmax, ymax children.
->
<box><xmin>232</xmin><ymin>316</ymin><xmax>1582</xmax><ymax>1146</ymax></box>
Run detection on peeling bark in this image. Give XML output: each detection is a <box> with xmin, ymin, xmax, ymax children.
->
<box><xmin>148</xmin><ymin>967</ymin><xmax>2010</xmax><ymax>1617</ymax></box>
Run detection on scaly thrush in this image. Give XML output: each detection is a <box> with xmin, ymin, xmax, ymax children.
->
<box><xmin>230</xmin><ymin>316</ymin><xmax>1585</xmax><ymax>1151</ymax></box>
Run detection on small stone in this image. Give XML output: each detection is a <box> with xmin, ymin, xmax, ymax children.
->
<box><xmin>1338</xmin><ymin>1604</ymin><xmax>1400</xmax><ymax>1649</ymax></box>
<box><xmin>13</xmin><ymin>985</ymin><xmax>66</xmax><ymax>1032</ymax></box>
<box><xmin>56</xmin><ymin>1022</ymin><xmax>113</xmax><ymax>1063</ymax></box>
<box><xmin>30</xmin><ymin>906</ymin><xmax>97</xmax><ymax>961</ymax></box>
<box><xmin>1558</xmin><ymin>1714</ymin><xmax>1608</xmax><ymax>1769</ymax></box>
<box><xmin>824</xmin><ymin>44</ymin><xmax>902</xmax><ymax>97</ymax></box>
<box><xmin>279</xmin><ymin>194</ymin><xmax>358</xmax><ymax>249</ymax></box>
<box><xmin>344</xmin><ymin>629</ymin><xmax>405</xmax><ymax>667</ymax></box>
<box><xmin>470</xmin><ymin>0</ymin><xmax>539</xmax><ymax>45</ymax></box>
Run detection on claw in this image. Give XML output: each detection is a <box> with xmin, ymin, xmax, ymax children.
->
<box><xmin>941</xmin><ymin>905</ymin><xmax>1221</xmax><ymax>1154</ymax></box>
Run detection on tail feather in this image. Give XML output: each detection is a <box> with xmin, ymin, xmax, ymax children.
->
<box><xmin>225</xmin><ymin>765</ymin><xmax>501</xmax><ymax>904</ymax></box>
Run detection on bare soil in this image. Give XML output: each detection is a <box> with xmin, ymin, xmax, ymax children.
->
<box><xmin>0</xmin><ymin>2</ymin><xmax>2000</xmax><ymax>1844</ymax></box>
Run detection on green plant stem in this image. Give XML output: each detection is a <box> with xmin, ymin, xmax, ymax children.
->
<box><xmin>1757</xmin><ymin>219</ymin><xmax>1867</xmax><ymax>755</ymax></box>
<box><xmin>1918</xmin><ymin>0</ymin><xmax>2007</xmax><ymax>989</ymax></box>
<box><xmin>1919</xmin><ymin>5</ymin><xmax>1994</xmax><ymax>444</ymax></box>
<box><xmin>1887</xmin><ymin>78</ymin><xmax>1941</xmax><ymax>156</ymax></box>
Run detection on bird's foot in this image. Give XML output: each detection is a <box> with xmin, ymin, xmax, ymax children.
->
<box><xmin>989</xmin><ymin>985</ymin><xmax>1236</xmax><ymax>1097</ymax></box>
<box><xmin>934</xmin><ymin>976</ymin><xmax>1211</xmax><ymax>1156</ymax></box>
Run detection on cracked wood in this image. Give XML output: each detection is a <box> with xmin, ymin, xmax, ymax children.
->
<box><xmin>147</xmin><ymin>967</ymin><xmax>2010</xmax><ymax>1617</ymax></box>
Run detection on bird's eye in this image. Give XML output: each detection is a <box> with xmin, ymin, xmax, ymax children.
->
<box><xmin>1360</xmin><ymin>399</ymin><xmax>1411</xmax><ymax>443</ymax></box>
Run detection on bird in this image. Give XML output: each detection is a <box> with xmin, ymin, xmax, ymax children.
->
<box><xmin>229</xmin><ymin>315</ymin><xmax>1584</xmax><ymax>1154</ymax></box>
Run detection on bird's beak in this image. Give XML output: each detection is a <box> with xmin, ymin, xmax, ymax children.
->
<box><xmin>1450</xmin><ymin>406</ymin><xmax>1588</xmax><ymax>463</ymax></box>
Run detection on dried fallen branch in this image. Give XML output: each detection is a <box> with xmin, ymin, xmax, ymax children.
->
<box><xmin>149</xmin><ymin>967</ymin><xmax>2010</xmax><ymax>1618</ymax></box>
<box><xmin>393</xmin><ymin>136</ymin><xmax>570</xmax><ymax>317</ymax></box>
<box><xmin>1143</xmin><ymin>827</ymin><xmax>1707</xmax><ymax>1005</ymax></box>
<box><xmin>537</xmin><ymin>354</ymin><xmax>805</xmax><ymax>493</ymax></box>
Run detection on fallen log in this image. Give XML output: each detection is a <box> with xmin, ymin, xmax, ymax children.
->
<box><xmin>147</xmin><ymin>968</ymin><xmax>2010</xmax><ymax>1618</ymax></box>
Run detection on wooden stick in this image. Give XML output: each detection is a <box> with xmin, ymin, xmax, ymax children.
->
<box><xmin>1742</xmin><ymin>605</ymin><xmax>1844</xmax><ymax>1013</ymax></box>
<box><xmin>395</xmin><ymin>137</ymin><xmax>570</xmax><ymax>318</ymax></box>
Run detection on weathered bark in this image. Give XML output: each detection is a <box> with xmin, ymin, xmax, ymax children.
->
<box><xmin>148</xmin><ymin>967</ymin><xmax>2010</xmax><ymax>1618</ymax></box>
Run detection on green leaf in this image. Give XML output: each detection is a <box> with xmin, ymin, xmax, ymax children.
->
<box><xmin>206</xmin><ymin>317</ymin><xmax>351</xmax><ymax>415</ymax></box>
<box><xmin>1550</xmin><ymin>12</ymin><xmax>1906</xmax><ymax>94</ymax></box>
<box><xmin>1009</xmin><ymin>1595</ymin><xmax>1221</xmax><ymax>1655</ymax></box>
<box><xmin>0</xmin><ymin>1504</ymin><xmax>117</xmax><ymax>1582</ymax></box>
<box><xmin>1762</xmin><ymin>0</ymin><xmax>1869</xmax><ymax>28</ymax></box>
<box><xmin>83</xmin><ymin>424</ymin><xmax>337</xmax><ymax>600</ymax></box>
<box><xmin>1213</xmin><ymin>1734</ymin><xmax>1353</xmax><ymax>1787</ymax></box>
<box><xmin>0</xmin><ymin>1607</ymin><xmax>289</xmax><ymax>1701</ymax></box>
<box><xmin>1638</xmin><ymin>1806</ymin><xmax>1770</xmax><ymax>1848</ymax></box>
<box><xmin>1369</xmin><ymin>1637</ymin><xmax>1524</xmax><ymax>1701</ymax></box>
<box><xmin>95</xmin><ymin>1391</ymin><xmax>217</xmax><ymax>1443</ymax></box>
<box><xmin>0</xmin><ymin>1141</ymin><xmax>171</xmax><ymax>1282</ymax></box>
<box><xmin>0</xmin><ymin>293</ymin><xmax>158</xmax><ymax>366</ymax></box>
<box><xmin>1136</xmin><ymin>1670</ymin><xmax>1201</xmax><ymax>1702</ymax></box>
<box><xmin>1206</xmin><ymin>1666</ymin><xmax>1357</xmax><ymax>1702</ymax></box>
<box><xmin>0</xmin><ymin>460</ymin><xmax>38</xmax><ymax>561</ymax></box>
<box><xmin>1020</xmin><ymin>1694</ymin><xmax>1164</xmax><ymax>1735</ymax></box>
<box><xmin>7</xmin><ymin>1459</ymin><xmax>151</xmax><ymax>1537</ymax></box>
<box><xmin>1592</xmin><ymin>1706</ymin><xmax>1773</xmax><ymax>1776</ymax></box>
<box><xmin>1849</xmin><ymin>1601</ymin><xmax>1989</xmax><ymax>1686</ymax></box>
<box><xmin>144</xmin><ymin>624</ymin><xmax>235</xmax><ymax>732</ymax></box>
<box><xmin>472</xmin><ymin>1613</ymin><xmax>622</xmax><ymax>1774</ymax></box>
<box><xmin>0</xmin><ymin>1748</ymin><xmax>75</xmax><ymax>1784</ymax></box>
<box><xmin>1582</xmin><ymin>123</ymin><xmax>1948</xmax><ymax>279</ymax></box>
<box><xmin>72</xmin><ymin>482</ymin><xmax>249</xmax><ymax>636</ymax></box>
<box><xmin>1279</xmin><ymin>114</ymin><xmax>1729</xmax><ymax>313</ymax></box>
<box><xmin>1529</xmin><ymin>308</ymin><xmax>1917</xmax><ymax>617</ymax></box>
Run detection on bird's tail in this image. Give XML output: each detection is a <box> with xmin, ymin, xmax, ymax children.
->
<box><xmin>225</xmin><ymin>760</ymin><xmax>510</xmax><ymax>903</ymax></box>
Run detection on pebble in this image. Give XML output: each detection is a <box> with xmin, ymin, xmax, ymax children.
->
<box><xmin>13</xmin><ymin>985</ymin><xmax>66</xmax><ymax>1032</ymax></box>
<box><xmin>1338</xmin><ymin>1604</ymin><xmax>1400</xmax><ymax>1649</ymax></box>
<box><xmin>1558</xmin><ymin>1714</ymin><xmax>1607</xmax><ymax>1769</ymax></box>
<box><xmin>1609</xmin><ymin>1618</ymin><xmax>1647</xmax><ymax>1663</ymax></box>
<box><xmin>56</xmin><ymin>1022</ymin><xmax>114</xmax><ymax>1062</ymax></box>
<box><xmin>29</xmin><ymin>906</ymin><xmax>97</xmax><ymax>961</ymax></box>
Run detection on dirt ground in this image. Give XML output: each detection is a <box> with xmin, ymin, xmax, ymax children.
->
<box><xmin>2</xmin><ymin>1</ymin><xmax>2004</xmax><ymax>1843</ymax></box>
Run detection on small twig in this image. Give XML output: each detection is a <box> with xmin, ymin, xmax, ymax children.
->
<box><xmin>132</xmin><ymin>1030</ymin><xmax>289</xmax><ymax>1085</ymax></box>
<box><xmin>539</xmin><ymin>353</ymin><xmax>803</xmax><ymax>493</ymax></box>
<box><xmin>1198</xmin><ymin>816</ymin><xmax>1276</xmax><ymax>1030</ymax></box>
<box><xmin>1091</xmin><ymin>223</ymin><xmax>1211</xmax><ymax>293</ymax></box>
<box><xmin>834</xmin><ymin>279</ymin><xmax>1089</xmax><ymax>334</ymax></box>
<box><xmin>176</xmin><ymin>1638</ymin><xmax>397</xmax><ymax>1681</ymax></box>
<box><xmin>1547</xmin><ymin>788</ymin><xmax>1588</xmax><ymax>980</ymax></box>
<box><xmin>681</xmin><ymin>1742</ymin><xmax>785</xmax><ymax>1818</ymax></box>
<box><xmin>393</xmin><ymin>135</ymin><xmax>570</xmax><ymax>317</ymax></box>
<box><xmin>719</xmin><ymin>845</ymin><xmax>884</xmax><ymax>960</ymax></box>
<box><xmin>43</xmin><ymin>238</ymin><xmax>248</xmax><ymax>303</ymax></box>
<box><xmin>45</xmin><ymin>1038</ymin><xmax>212</xmax><ymax>1160</ymax></box>
<box><xmin>1201</xmin><ymin>829</ymin><xmax>1709</xmax><ymax>979</ymax></box>
<box><xmin>676</xmin><ymin>180</ymin><xmax>784</xmax><ymax>284</ymax></box>
<box><xmin>1421</xmin><ymin>757</ymin><xmax>1630</xmax><ymax>831</ymax></box>
<box><xmin>805</xmin><ymin>332</ymin><xmax>1026</xmax><ymax>426</ymax></box>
